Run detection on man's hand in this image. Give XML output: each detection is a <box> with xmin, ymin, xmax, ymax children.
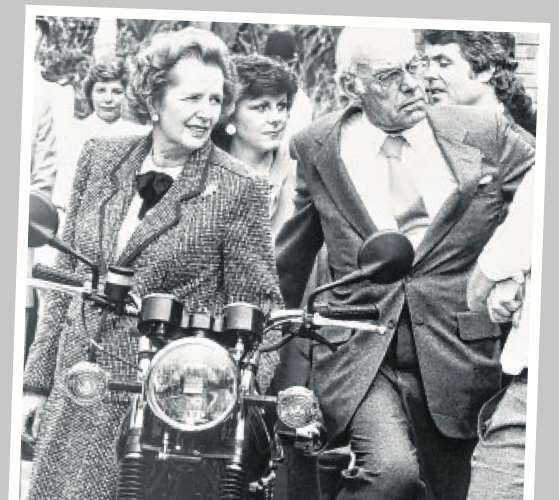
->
<box><xmin>487</xmin><ymin>278</ymin><xmax>524</xmax><ymax>326</ymax></box>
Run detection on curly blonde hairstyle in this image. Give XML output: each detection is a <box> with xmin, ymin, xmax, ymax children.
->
<box><xmin>127</xmin><ymin>27</ymin><xmax>236</xmax><ymax>123</ymax></box>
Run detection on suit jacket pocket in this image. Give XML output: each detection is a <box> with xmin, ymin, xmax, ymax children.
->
<box><xmin>456</xmin><ymin>311</ymin><xmax>502</xmax><ymax>341</ymax></box>
<box><xmin>456</xmin><ymin>311</ymin><xmax>502</xmax><ymax>361</ymax></box>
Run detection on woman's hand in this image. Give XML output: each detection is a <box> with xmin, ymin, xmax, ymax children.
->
<box><xmin>21</xmin><ymin>393</ymin><xmax>48</xmax><ymax>442</ymax></box>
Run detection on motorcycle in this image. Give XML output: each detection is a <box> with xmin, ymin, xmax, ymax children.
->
<box><xmin>25</xmin><ymin>191</ymin><xmax>414</xmax><ymax>500</ymax></box>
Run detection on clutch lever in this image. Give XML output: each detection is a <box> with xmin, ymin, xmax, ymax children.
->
<box><xmin>311</xmin><ymin>313</ymin><xmax>387</xmax><ymax>335</ymax></box>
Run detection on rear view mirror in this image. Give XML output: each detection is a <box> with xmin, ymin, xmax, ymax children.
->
<box><xmin>28</xmin><ymin>192</ymin><xmax>100</xmax><ymax>288</ymax></box>
<box><xmin>28</xmin><ymin>191</ymin><xmax>59</xmax><ymax>248</ymax></box>
<box><xmin>357</xmin><ymin>230</ymin><xmax>414</xmax><ymax>284</ymax></box>
<box><xmin>307</xmin><ymin>231</ymin><xmax>414</xmax><ymax>310</ymax></box>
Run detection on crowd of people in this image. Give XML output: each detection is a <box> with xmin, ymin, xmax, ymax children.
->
<box><xmin>23</xmin><ymin>17</ymin><xmax>537</xmax><ymax>500</ymax></box>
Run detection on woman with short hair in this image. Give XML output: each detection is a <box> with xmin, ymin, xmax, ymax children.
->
<box><xmin>22</xmin><ymin>27</ymin><xmax>282</xmax><ymax>500</ymax></box>
<box><xmin>212</xmin><ymin>54</ymin><xmax>298</xmax><ymax>240</ymax></box>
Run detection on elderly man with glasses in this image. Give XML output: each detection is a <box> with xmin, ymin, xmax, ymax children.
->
<box><xmin>274</xmin><ymin>26</ymin><xmax>534</xmax><ymax>500</ymax></box>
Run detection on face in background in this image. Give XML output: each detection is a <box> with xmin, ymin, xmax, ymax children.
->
<box><xmin>423</xmin><ymin>42</ymin><xmax>491</xmax><ymax>106</ymax></box>
<box><xmin>91</xmin><ymin>80</ymin><xmax>125</xmax><ymax>123</ymax></box>
<box><xmin>341</xmin><ymin>29</ymin><xmax>427</xmax><ymax>132</ymax></box>
<box><xmin>152</xmin><ymin>57</ymin><xmax>224</xmax><ymax>153</ymax></box>
<box><xmin>232</xmin><ymin>94</ymin><xmax>288</xmax><ymax>155</ymax></box>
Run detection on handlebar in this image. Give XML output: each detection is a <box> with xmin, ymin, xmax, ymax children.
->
<box><xmin>262</xmin><ymin>305</ymin><xmax>386</xmax><ymax>353</ymax></box>
<box><xmin>314</xmin><ymin>303</ymin><xmax>379</xmax><ymax>321</ymax></box>
<box><xmin>32</xmin><ymin>264</ymin><xmax>84</xmax><ymax>288</ymax></box>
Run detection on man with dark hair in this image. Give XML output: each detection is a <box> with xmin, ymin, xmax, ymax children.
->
<box><xmin>275</xmin><ymin>26</ymin><xmax>534</xmax><ymax>500</ymax></box>
<box><xmin>419</xmin><ymin>30</ymin><xmax>536</xmax><ymax>136</ymax></box>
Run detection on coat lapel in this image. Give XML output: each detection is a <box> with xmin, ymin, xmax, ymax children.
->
<box><xmin>97</xmin><ymin>135</ymin><xmax>152</xmax><ymax>273</ymax></box>
<box><xmin>412</xmin><ymin>114</ymin><xmax>483</xmax><ymax>266</ymax></box>
<box><xmin>115</xmin><ymin>143</ymin><xmax>213</xmax><ymax>267</ymax></box>
<box><xmin>313</xmin><ymin>106</ymin><xmax>377</xmax><ymax>240</ymax></box>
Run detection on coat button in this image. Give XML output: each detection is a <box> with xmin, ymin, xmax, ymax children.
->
<box><xmin>66</xmin><ymin>317</ymin><xmax>73</xmax><ymax>326</ymax></box>
<box><xmin>387</xmin><ymin>319</ymin><xmax>396</xmax><ymax>329</ymax></box>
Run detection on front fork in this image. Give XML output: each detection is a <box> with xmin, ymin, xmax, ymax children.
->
<box><xmin>220</xmin><ymin>350</ymin><xmax>277</xmax><ymax>500</ymax></box>
<box><xmin>117</xmin><ymin>336</ymin><xmax>153</xmax><ymax>500</ymax></box>
<box><xmin>220</xmin><ymin>350</ymin><xmax>257</xmax><ymax>500</ymax></box>
<box><xmin>117</xmin><ymin>395</ymin><xmax>148</xmax><ymax>500</ymax></box>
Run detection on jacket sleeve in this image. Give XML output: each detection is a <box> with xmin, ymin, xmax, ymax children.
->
<box><xmin>496</xmin><ymin>113</ymin><xmax>535</xmax><ymax>200</ymax></box>
<box><xmin>23</xmin><ymin>139</ymin><xmax>95</xmax><ymax>396</ymax></box>
<box><xmin>222</xmin><ymin>175</ymin><xmax>284</xmax><ymax>392</ymax></box>
<box><xmin>274</xmin><ymin>136</ymin><xmax>324</xmax><ymax>308</ymax></box>
<box><xmin>30</xmin><ymin>99</ymin><xmax>57</xmax><ymax>199</ymax></box>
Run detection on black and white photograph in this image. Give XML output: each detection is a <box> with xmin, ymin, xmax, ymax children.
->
<box><xmin>11</xmin><ymin>5</ymin><xmax>551</xmax><ymax>500</ymax></box>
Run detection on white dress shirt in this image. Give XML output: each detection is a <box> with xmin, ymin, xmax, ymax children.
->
<box><xmin>115</xmin><ymin>153</ymin><xmax>183</xmax><ymax>259</ymax></box>
<box><xmin>340</xmin><ymin>111</ymin><xmax>457</xmax><ymax>248</ymax></box>
<box><xmin>478</xmin><ymin>168</ymin><xmax>534</xmax><ymax>375</ymax></box>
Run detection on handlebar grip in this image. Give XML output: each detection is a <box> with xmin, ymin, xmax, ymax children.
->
<box><xmin>32</xmin><ymin>264</ymin><xmax>84</xmax><ymax>288</ymax></box>
<box><xmin>314</xmin><ymin>303</ymin><xmax>379</xmax><ymax>321</ymax></box>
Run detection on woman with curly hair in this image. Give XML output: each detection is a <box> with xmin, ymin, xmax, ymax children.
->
<box><xmin>21</xmin><ymin>27</ymin><xmax>282</xmax><ymax>500</ymax></box>
<box><xmin>212</xmin><ymin>54</ymin><xmax>298</xmax><ymax>240</ymax></box>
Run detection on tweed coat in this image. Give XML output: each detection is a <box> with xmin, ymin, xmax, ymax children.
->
<box><xmin>275</xmin><ymin>104</ymin><xmax>535</xmax><ymax>442</ymax></box>
<box><xmin>23</xmin><ymin>133</ymin><xmax>283</xmax><ymax>500</ymax></box>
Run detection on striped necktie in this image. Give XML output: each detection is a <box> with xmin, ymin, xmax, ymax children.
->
<box><xmin>381</xmin><ymin>135</ymin><xmax>430</xmax><ymax>246</ymax></box>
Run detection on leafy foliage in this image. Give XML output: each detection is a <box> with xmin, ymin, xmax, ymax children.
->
<box><xmin>39</xmin><ymin>17</ymin><xmax>344</xmax><ymax>118</ymax></box>
<box><xmin>39</xmin><ymin>17</ymin><xmax>98</xmax><ymax>82</ymax></box>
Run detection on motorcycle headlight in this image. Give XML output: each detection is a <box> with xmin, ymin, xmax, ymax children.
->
<box><xmin>146</xmin><ymin>338</ymin><xmax>238</xmax><ymax>432</ymax></box>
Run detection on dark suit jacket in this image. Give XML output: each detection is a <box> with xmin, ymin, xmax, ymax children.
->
<box><xmin>275</xmin><ymin>105</ymin><xmax>534</xmax><ymax>440</ymax></box>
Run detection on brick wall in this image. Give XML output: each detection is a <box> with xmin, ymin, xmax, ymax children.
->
<box><xmin>514</xmin><ymin>31</ymin><xmax>540</xmax><ymax>105</ymax></box>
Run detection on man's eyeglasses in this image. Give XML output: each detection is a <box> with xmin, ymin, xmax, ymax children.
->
<box><xmin>366</xmin><ymin>56</ymin><xmax>430</xmax><ymax>89</ymax></box>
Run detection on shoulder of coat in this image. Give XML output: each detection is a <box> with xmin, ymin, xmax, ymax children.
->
<box><xmin>209</xmin><ymin>145</ymin><xmax>256</xmax><ymax>180</ymax></box>
<box><xmin>428</xmin><ymin>104</ymin><xmax>500</xmax><ymax>137</ymax></box>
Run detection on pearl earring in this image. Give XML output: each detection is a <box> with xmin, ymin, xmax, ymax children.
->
<box><xmin>225</xmin><ymin>123</ymin><xmax>236</xmax><ymax>135</ymax></box>
<box><xmin>151</xmin><ymin>114</ymin><xmax>159</xmax><ymax>122</ymax></box>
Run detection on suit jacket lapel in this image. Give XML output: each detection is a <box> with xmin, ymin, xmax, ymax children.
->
<box><xmin>116</xmin><ymin>143</ymin><xmax>213</xmax><ymax>267</ymax></box>
<box><xmin>97</xmin><ymin>135</ymin><xmax>151</xmax><ymax>273</ymax></box>
<box><xmin>413</xmin><ymin>115</ymin><xmax>483</xmax><ymax>266</ymax></box>
<box><xmin>313</xmin><ymin>106</ymin><xmax>377</xmax><ymax>240</ymax></box>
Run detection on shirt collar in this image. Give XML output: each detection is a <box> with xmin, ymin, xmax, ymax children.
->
<box><xmin>357</xmin><ymin>112</ymin><xmax>388</xmax><ymax>154</ymax></box>
<box><xmin>357</xmin><ymin>111</ymin><xmax>430</xmax><ymax>153</ymax></box>
<box><xmin>140</xmin><ymin>152</ymin><xmax>183</xmax><ymax>180</ymax></box>
<box><xmin>401</xmin><ymin>117</ymin><xmax>432</xmax><ymax>150</ymax></box>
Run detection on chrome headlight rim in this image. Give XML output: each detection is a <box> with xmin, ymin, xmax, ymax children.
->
<box><xmin>146</xmin><ymin>337</ymin><xmax>238</xmax><ymax>433</ymax></box>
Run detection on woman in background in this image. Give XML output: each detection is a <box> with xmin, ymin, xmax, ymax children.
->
<box><xmin>36</xmin><ymin>60</ymin><xmax>151</xmax><ymax>268</ymax></box>
<box><xmin>212</xmin><ymin>54</ymin><xmax>298</xmax><ymax>240</ymax></box>
<box><xmin>51</xmin><ymin>60</ymin><xmax>149</xmax><ymax>220</ymax></box>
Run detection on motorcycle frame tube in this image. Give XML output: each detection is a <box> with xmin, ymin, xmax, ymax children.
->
<box><xmin>145</xmin><ymin>337</ymin><xmax>239</xmax><ymax>433</ymax></box>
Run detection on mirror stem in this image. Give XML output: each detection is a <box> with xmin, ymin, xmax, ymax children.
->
<box><xmin>47</xmin><ymin>233</ymin><xmax>100</xmax><ymax>290</ymax></box>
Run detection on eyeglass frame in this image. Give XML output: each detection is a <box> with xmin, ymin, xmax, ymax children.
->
<box><xmin>348</xmin><ymin>55</ymin><xmax>430</xmax><ymax>90</ymax></box>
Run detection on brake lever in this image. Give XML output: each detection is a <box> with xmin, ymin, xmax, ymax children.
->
<box><xmin>312</xmin><ymin>313</ymin><xmax>386</xmax><ymax>335</ymax></box>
